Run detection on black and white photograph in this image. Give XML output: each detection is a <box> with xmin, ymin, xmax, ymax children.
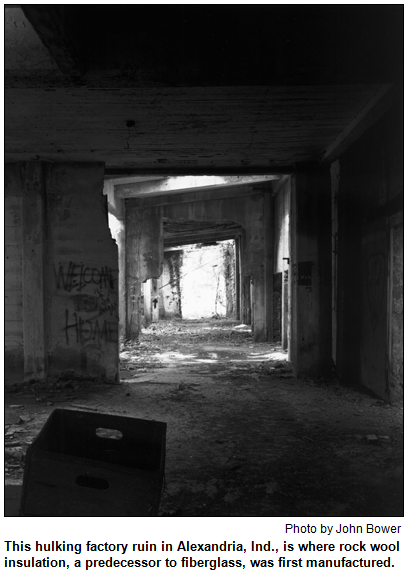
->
<box><xmin>4</xmin><ymin>2</ymin><xmax>403</xmax><ymax>521</ymax></box>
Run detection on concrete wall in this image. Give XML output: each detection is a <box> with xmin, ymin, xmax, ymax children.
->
<box><xmin>4</xmin><ymin>162</ymin><xmax>119</xmax><ymax>384</ymax></box>
<box><xmin>334</xmin><ymin>101</ymin><xmax>403</xmax><ymax>401</ymax></box>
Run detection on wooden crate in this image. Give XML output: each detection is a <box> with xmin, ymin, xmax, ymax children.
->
<box><xmin>20</xmin><ymin>409</ymin><xmax>166</xmax><ymax>516</ymax></box>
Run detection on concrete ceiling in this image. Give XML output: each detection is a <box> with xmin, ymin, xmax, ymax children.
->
<box><xmin>4</xmin><ymin>5</ymin><xmax>403</xmax><ymax>174</ymax></box>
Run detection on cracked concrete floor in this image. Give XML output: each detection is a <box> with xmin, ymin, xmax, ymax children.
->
<box><xmin>5</xmin><ymin>319</ymin><xmax>403</xmax><ymax>516</ymax></box>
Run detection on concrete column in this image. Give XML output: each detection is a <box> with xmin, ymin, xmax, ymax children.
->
<box><xmin>143</xmin><ymin>279</ymin><xmax>152</xmax><ymax>326</ymax></box>
<box><xmin>243</xmin><ymin>276</ymin><xmax>251</xmax><ymax>325</ymax></box>
<box><xmin>116</xmin><ymin>219</ymin><xmax>126</xmax><ymax>341</ymax></box>
<box><xmin>234</xmin><ymin>237</ymin><xmax>241</xmax><ymax>321</ymax></box>
<box><xmin>126</xmin><ymin>205</ymin><xmax>142</xmax><ymax>340</ymax></box>
<box><xmin>291</xmin><ymin>166</ymin><xmax>332</xmax><ymax>377</ymax></box>
<box><xmin>252</xmin><ymin>274</ymin><xmax>265</xmax><ymax>341</ymax></box>
<box><xmin>5</xmin><ymin>162</ymin><xmax>120</xmax><ymax>384</ymax></box>
<box><xmin>125</xmin><ymin>204</ymin><xmax>163</xmax><ymax>339</ymax></box>
<box><xmin>104</xmin><ymin>181</ymin><xmax>126</xmax><ymax>341</ymax></box>
<box><xmin>21</xmin><ymin>162</ymin><xmax>47</xmax><ymax>379</ymax></box>
<box><xmin>282</xmin><ymin>269</ymin><xmax>289</xmax><ymax>350</ymax></box>
<box><xmin>151</xmin><ymin>278</ymin><xmax>159</xmax><ymax>322</ymax></box>
<box><xmin>286</xmin><ymin>192</ymin><xmax>292</xmax><ymax>359</ymax></box>
<box><xmin>45</xmin><ymin>163</ymin><xmax>119</xmax><ymax>381</ymax></box>
<box><xmin>264</xmin><ymin>192</ymin><xmax>274</xmax><ymax>341</ymax></box>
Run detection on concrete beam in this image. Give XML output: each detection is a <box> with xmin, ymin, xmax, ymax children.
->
<box><xmin>105</xmin><ymin>167</ymin><xmax>293</xmax><ymax>177</ymax></box>
<box><xmin>164</xmin><ymin>232</ymin><xmax>240</xmax><ymax>248</ymax></box>
<box><xmin>105</xmin><ymin>176</ymin><xmax>166</xmax><ymax>186</ymax></box>
<box><xmin>116</xmin><ymin>175</ymin><xmax>279</xmax><ymax>199</ymax></box>
<box><xmin>322</xmin><ymin>84</ymin><xmax>397</xmax><ymax>163</ymax></box>
<box><xmin>127</xmin><ymin>183</ymin><xmax>273</xmax><ymax>210</ymax></box>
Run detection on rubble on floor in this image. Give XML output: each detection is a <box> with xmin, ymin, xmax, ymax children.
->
<box><xmin>5</xmin><ymin>319</ymin><xmax>403</xmax><ymax>516</ymax></box>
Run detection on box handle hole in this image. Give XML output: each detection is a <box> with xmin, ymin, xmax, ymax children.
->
<box><xmin>76</xmin><ymin>475</ymin><xmax>109</xmax><ymax>490</ymax></box>
<box><xmin>95</xmin><ymin>427</ymin><xmax>123</xmax><ymax>440</ymax></box>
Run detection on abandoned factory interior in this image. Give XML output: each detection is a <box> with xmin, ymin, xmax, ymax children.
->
<box><xmin>4</xmin><ymin>4</ymin><xmax>404</xmax><ymax>517</ymax></box>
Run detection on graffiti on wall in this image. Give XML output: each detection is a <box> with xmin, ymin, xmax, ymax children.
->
<box><xmin>56</xmin><ymin>262</ymin><xmax>115</xmax><ymax>297</ymax></box>
<box><xmin>64</xmin><ymin>310</ymin><xmax>118</xmax><ymax>347</ymax></box>
<box><xmin>56</xmin><ymin>261</ymin><xmax>118</xmax><ymax>347</ymax></box>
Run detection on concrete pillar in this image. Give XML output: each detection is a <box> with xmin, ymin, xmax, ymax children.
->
<box><xmin>116</xmin><ymin>220</ymin><xmax>126</xmax><ymax>341</ymax></box>
<box><xmin>234</xmin><ymin>237</ymin><xmax>241</xmax><ymax>321</ymax></box>
<box><xmin>291</xmin><ymin>166</ymin><xmax>332</xmax><ymax>377</ymax></box>
<box><xmin>125</xmin><ymin>204</ymin><xmax>163</xmax><ymax>339</ymax></box>
<box><xmin>282</xmin><ymin>269</ymin><xmax>289</xmax><ymax>350</ymax></box>
<box><xmin>21</xmin><ymin>163</ymin><xmax>47</xmax><ymax>379</ymax></box>
<box><xmin>263</xmin><ymin>192</ymin><xmax>274</xmax><ymax>341</ymax></box>
<box><xmin>5</xmin><ymin>162</ymin><xmax>119</xmax><ymax>384</ymax></box>
<box><xmin>45</xmin><ymin>163</ymin><xmax>119</xmax><ymax>381</ymax></box>
<box><xmin>151</xmin><ymin>279</ymin><xmax>159</xmax><ymax>322</ymax></box>
<box><xmin>126</xmin><ymin>206</ymin><xmax>142</xmax><ymax>340</ymax></box>
<box><xmin>243</xmin><ymin>276</ymin><xmax>251</xmax><ymax>325</ymax></box>
<box><xmin>104</xmin><ymin>181</ymin><xmax>126</xmax><ymax>341</ymax></box>
<box><xmin>143</xmin><ymin>279</ymin><xmax>152</xmax><ymax>326</ymax></box>
<box><xmin>252</xmin><ymin>275</ymin><xmax>265</xmax><ymax>341</ymax></box>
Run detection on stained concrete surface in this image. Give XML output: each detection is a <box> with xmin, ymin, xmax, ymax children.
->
<box><xmin>5</xmin><ymin>320</ymin><xmax>403</xmax><ymax>516</ymax></box>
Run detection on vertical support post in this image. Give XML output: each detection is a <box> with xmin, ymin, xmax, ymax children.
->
<box><xmin>21</xmin><ymin>162</ymin><xmax>47</xmax><ymax>379</ymax></box>
<box><xmin>152</xmin><ymin>278</ymin><xmax>159</xmax><ymax>322</ymax></box>
<box><xmin>143</xmin><ymin>279</ymin><xmax>152</xmax><ymax>326</ymax></box>
<box><xmin>114</xmin><ymin>218</ymin><xmax>126</xmax><ymax>341</ymax></box>
<box><xmin>286</xmin><ymin>181</ymin><xmax>292</xmax><ymax>359</ymax></box>
<box><xmin>264</xmin><ymin>192</ymin><xmax>274</xmax><ymax>341</ymax></box>
<box><xmin>282</xmin><ymin>268</ymin><xmax>289</xmax><ymax>350</ymax></box>
<box><xmin>125</xmin><ymin>203</ymin><xmax>142</xmax><ymax>340</ymax></box>
<box><xmin>235</xmin><ymin>236</ymin><xmax>241</xmax><ymax>321</ymax></box>
<box><xmin>104</xmin><ymin>181</ymin><xmax>126</xmax><ymax>341</ymax></box>
<box><xmin>291</xmin><ymin>165</ymin><xmax>332</xmax><ymax>377</ymax></box>
<box><xmin>243</xmin><ymin>276</ymin><xmax>252</xmax><ymax>325</ymax></box>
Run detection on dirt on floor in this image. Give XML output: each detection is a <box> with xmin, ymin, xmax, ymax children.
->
<box><xmin>5</xmin><ymin>319</ymin><xmax>404</xmax><ymax>517</ymax></box>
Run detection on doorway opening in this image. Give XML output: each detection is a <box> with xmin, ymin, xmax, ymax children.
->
<box><xmin>104</xmin><ymin>173</ymin><xmax>290</xmax><ymax>357</ymax></box>
<box><xmin>158</xmin><ymin>240</ymin><xmax>236</xmax><ymax>322</ymax></box>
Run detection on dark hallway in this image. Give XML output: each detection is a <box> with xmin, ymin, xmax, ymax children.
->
<box><xmin>4</xmin><ymin>4</ymin><xmax>403</xmax><ymax>521</ymax></box>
